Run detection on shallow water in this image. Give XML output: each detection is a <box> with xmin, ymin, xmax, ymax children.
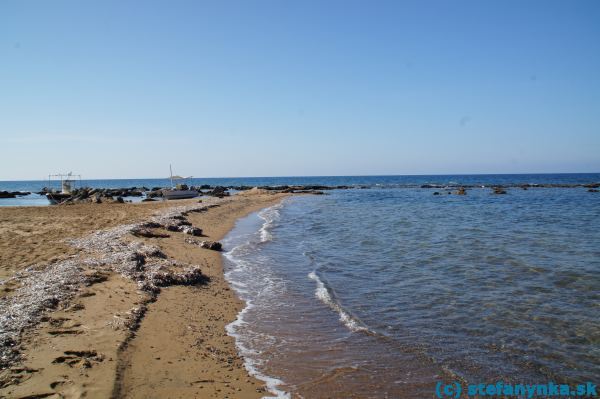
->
<box><xmin>222</xmin><ymin>183</ymin><xmax>600</xmax><ymax>397</ymax></box>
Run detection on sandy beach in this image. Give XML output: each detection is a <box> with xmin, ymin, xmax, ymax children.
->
<box><xmin>0</xmin><ymin>192</ymin><xmax>288</xmax><ymax>398</ymax></box>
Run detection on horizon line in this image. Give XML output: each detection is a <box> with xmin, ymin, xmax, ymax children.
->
<box><xmin>1</xmin><ymin>171</ymin><xmax>599</xmax><ymax>182</ymax></box>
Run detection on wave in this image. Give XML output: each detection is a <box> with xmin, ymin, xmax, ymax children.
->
<box><xmin>307</xmin><ymin>271</ymin><xmax>370</xmax><ymax>333</ymax></box>
<box><xmin>257</xmin><ymin>202</ymin><xmax>284</xmax><ymax>243</ymax></box>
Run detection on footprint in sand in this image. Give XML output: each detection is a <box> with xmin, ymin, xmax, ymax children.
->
<box><xmin>52</xmin><ymin>350</ymin><xmax>104</xmax><ymax>369</ymax></box>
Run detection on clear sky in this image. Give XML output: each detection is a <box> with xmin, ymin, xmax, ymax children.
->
<box><xmin>1</xmin><ymin>0</ymin><xmax>599</xmax><ymax>180</ymax></box>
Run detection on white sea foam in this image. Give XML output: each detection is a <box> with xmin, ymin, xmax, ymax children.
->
<box><xmin>308</xmin><ymin>271</ymin><xmax>368</xmax><ymax>333</ymax></box>
<box><xmin>226</xmin><ymin>303</ymin><xmax>290</xmax><ymax>399</ymax></box>
<box><xmin>257</xmin><ymin>203</ymin><xmax>283</xmax><ymax>243</ymax></box>
<box><xmin>223</xmin><ymin>206</ymin><xmax>291</xmax><ymax>399</ymax></box>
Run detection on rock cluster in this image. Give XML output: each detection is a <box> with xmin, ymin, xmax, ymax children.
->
<box><xmin>41</xmin><ymin>187</ymin><xmax>147</xmax><ymax>204</ymax></box>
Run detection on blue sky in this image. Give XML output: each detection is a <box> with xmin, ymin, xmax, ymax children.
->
<box><xmin>1</xmin><ymin>0</ymin><xmax>599</xmax><ymax>179</ymax></box>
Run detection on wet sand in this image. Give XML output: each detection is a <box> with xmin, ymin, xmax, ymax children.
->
<box><xmin>0</xmin><ymin>193</ymin><xmax>287</xmax><ymax>398</ymax></box>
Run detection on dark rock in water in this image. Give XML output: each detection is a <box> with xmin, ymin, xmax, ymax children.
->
<box><xmin>588</xmin><ymin>189</ymin><xmax>599</xmax><ymax>193</ymax></box>
<box><xmin>0</xmin><ymin>191</ymin><xmax>16</xmax><ymax>198</ymax></box>
<box><xmin>492</xmin><ymin>187</ymin><xmax>507</xmax><ymax>195</ymax></box>
<box><xmin>456</xmin><ymin>187</ymin><xmax>467</xmax><ymax>195</ymax></box>
<box><xmin>151</xmin><ymin>187</ymin><xmax>163</xmax><ymax>191</ymax></box>
<box><xmin>433</xmin><ymin>192</ymin><xmax>441</xmax><ymax>195</ymax></box>
<box><xmin>142</xmin><ymin>198</ymin><xmax>157</xmax><ymax>202</ymax></box>
<box><xmin>115</xmin><ymin>196</ymin><xmax>125</xmax><ymax>203</ymax></box>
<box><xmin>200</xmin><ymin>184</ymin><xmax>212</xmax><ymax>189</ymax></box>
<box><xmin>231</xmin><ymin>185</ymin><xmax>253</xmax><ymax>191</ymax></box>
<box><xmin>421</xmin><ymin>184</ymin><xmax>438</xmax><ymax>189</ymax></box>
<box><xmin>200</xmin><ymin>241</ymin><xmax>222</xmax><ymax>251</ymax></box>
<box><xmin>297</xmin><ymin>190</ymin><xmax>326</xmax><ymax>195</ymax></box>
<box><xmin>583</xmin><ymin>183</ymin><xmax>600</xmax><ymax>188</ymax></box>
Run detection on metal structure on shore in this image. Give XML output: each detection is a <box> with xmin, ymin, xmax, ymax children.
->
<box><xmin>46</xmin><ymin>172</ymin><xmax>82</xmax><ymax>204</ymax></box>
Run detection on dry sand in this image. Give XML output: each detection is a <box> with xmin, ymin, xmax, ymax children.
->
<box><xmin>0</xmin><ymin>193</ymin><xmax>288</xmax><ymax>398</ymax></box>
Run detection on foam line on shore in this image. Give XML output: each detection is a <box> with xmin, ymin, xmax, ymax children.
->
<box><xmin>226</xmin><ymin>303</ymin><xmax>290</xmax><ymax>399</ymax></box>
<box><xmin>224</xmin><ymin>202</ymin><xmax>291</xmax><ymax>399</ymax></box>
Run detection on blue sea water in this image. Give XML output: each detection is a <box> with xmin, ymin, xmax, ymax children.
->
<box><xmin>220</xmin><ymin>174</ymin><xmax>600</xmax><ymax>398</ymax></box>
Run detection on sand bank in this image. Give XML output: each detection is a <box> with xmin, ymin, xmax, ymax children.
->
<box><xmin>0</xmin><ymin>193</ymin><xmax>288</xmax><ymax>398</ymax></box>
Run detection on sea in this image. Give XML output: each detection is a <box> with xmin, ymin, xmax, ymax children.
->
<box><xmin>2</xmin><ymin>174</ymin><xmax>599</xmax><ymax>397</ymax></box>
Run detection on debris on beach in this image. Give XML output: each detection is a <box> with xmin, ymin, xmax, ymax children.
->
<box><xmin>185</xmin><ymin>238</ymin><xmax>223</xmax><ymax>251</ymax></box>
<box><xmin>130</xmin><ymin>227</ymin><xmax>170</xmax><ymax>238</ymax></box>
<box><xmin>0</xmin><ymin>199</ymin><xmax>220</xmax><ymax>369</ymax></box>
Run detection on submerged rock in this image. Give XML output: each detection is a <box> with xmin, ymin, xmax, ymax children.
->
<box><xmin>0</xmin><ymin>191</ymin><xmax>16</xmax><ymax>198</ymax></box>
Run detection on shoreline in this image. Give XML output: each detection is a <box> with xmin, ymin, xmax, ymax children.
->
<box><xmin>0</xmin><ymin>193</ymin><xmax>289</xmax><ymax>398</ymax></box>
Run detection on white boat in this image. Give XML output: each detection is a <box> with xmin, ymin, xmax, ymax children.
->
<box><xmin>162</xmin><ymin>165</ymin><xmax>198</xmax><ymax>200</ymax></box>
<box><xmin>162</xmin><ymin>188</ymin><xmax>198</xmax><ymax>200</ymax></box>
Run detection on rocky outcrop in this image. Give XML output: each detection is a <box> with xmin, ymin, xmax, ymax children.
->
<box><xmin>205</xmin><ymin>186</ymin><xmax>229</xmax><ymax>198</ymax></box>
<box><xmin>0</xmin><ymin>191</ymin><xmax>16</xmax><ymax>198</ymax></box>
<box><xmin>0</xmin><ymin>191</ymin><xmax>29</xmax><ymax>198</ymax></box>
